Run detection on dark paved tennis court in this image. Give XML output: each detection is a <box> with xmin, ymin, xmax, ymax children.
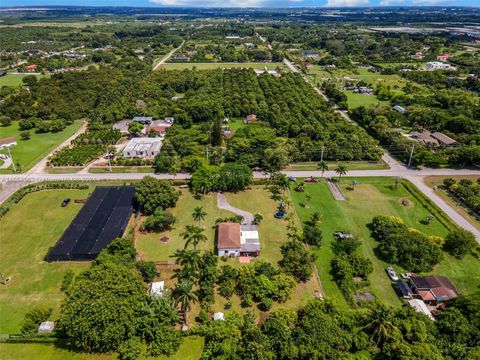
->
<box><xmin>47</xmin><ymin>186</ymin><xmax>135</xmax><ymax>261</ymax></box>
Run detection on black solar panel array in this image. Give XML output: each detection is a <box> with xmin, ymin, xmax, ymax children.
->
<box><xmin>47</xmin><ymin>186</ymin><xmax>135</xmax><ymax>261</ymax></box>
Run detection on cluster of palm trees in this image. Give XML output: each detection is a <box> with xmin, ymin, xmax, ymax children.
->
<box><xmin>317</xmin><ymin>161</ymin><xmax>348</xmax><ymax>181</ymax></box>
<box><xmin>171</xmin><ymin>206</ymin><xmax>209</xmax><ymax>326</ymax></box>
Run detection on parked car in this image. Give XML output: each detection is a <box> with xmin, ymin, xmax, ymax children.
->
<box><xmin>304</xmin><ymin>177</ymin><xmax>318</xmax><ymax>183</ymax></box>
<box><xmin>288</xmin><ymin>176</ymin><xmax>297</xmax><ymax>182</ymax></box>
<box><xmin>61</xmin><ymin>198</ymin><xmax>71</xmax><ymax>207</ymax></box>
<box><xmin>386</xmin><ymin>266</ymin><xmax>399</xmax><ymax>281</ymax></box>
<box><xmin>333</xmin><ymin>231</ymin><xmax>353</xmax><ymax>239</ymax></box>
<box><xmin>0</xmin><ymin>154</ymin><xmax>7</xmax><ymax>160</ymax></box>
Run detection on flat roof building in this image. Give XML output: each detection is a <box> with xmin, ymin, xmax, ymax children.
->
<box><xmin>123</xmin><ymin>137</ymin><xmax>162</xmax><ymax>158</ymax></box>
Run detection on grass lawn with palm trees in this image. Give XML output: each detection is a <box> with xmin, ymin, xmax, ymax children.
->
<box><xmin>290</xmin><ymin>177</ymin><xmax>480</xmax><ymax>307</ymax></box>
<box><xmin>135</xmin><ymin>189</ymin><xmax>232</xmax><ymax>262</ymax></box>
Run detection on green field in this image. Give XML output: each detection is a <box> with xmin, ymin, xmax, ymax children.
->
<box><xmin>135</xmin><ymin>189</ymin><xmax>232</xmax><ymax>262</ymax></box>
<box><xmin>0</xmin><ymin>120</ymin><xmax>83</xmax><ymax>173</ymax></box>
<box><xmin>0</xmin><ymin>188</ymin><xmax>92</xmax><ymax>333</ymax></box>
<box><xmin>162</xmin><ymin>62</ymin><xmax>286</xmax><ymax>71</ymax></box>
<box><xmin>0</xmin><ymin>74</ymin><xmax>47</xmax><ymax>88</ymax></box>
<box><xmin>89</xmin><ymin>166</ymin><xmax>155</xmax><ymax>174</ymax></box>
<box><xmin>0</xmin><ymin>336</ymin><xmax>204</xmax><ymax>360</ymax></box>
<box><xmin>290</xmin><ymin>177</ymin><xmax>480</xmax><ymax>306</ymax></box>
<box><xmin>285</xmin><ymin>160</ymin><xmax>389</xmax><ymax>171</ymax></box>
<box><xmin>345</xmin><ymin>91</ymin><xmax>387</xmax><ymax>108</ymax></box>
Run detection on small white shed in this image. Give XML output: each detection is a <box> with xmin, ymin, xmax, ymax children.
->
<box><xmin>149</xmin><ymin>281</ymin><xmax>165</xmax><ymax>297</ymax></box>
<box><xmin>212</xmin><ymin>312</ymin><xmax>225</xmax><ymax>321</ymax></box>
<box><xmin>38</xmin><ymin>321</ymin><xmax>55</xmax><ymax>334</ymax></box>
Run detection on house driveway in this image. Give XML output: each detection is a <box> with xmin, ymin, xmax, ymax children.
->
<box><xmin>217</xmin><ymin>192</ymin><xmax>254</xmax><ymax>224</ymax></box>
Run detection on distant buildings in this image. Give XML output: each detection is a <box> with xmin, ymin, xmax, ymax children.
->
<box><xmin>217</xmin><ymin>222</ymin><xmax>260</xmax><ymax>257</ymax></box>
<box><xmin>410</xmin><ymin>276</ymin><xmax>458</xmax><ymax>304</ymax></box>
<box><xmin>410</xmin><ymin>131</ymin><xmax>457</xmax><ymax>146</ymax></box>
<box><xmin>25</xmin><ymin>64</ymin><xmax>37</xmax><ymax>72</ymax></box>
<box><xmin>244</xmin><ymin>114</ymin><xmax>257</xmax><ymax>124</ymax></box>
<box><xmin>122</xmin><ymin>137</ymin><xmax>163</xmax><ymax>158</ymax></box>
<box><xmin>425</xmin><ymin>61</ymin><xmax>453</xmax><ymax>70</ymax></box>
<box><xmin>303</xmin><ymin>50</ymin><xmax>320</xmax><ymax>58</ymax></box>
<box><xmin>393</xmin><ymin>105</ymin><xmax>407</xmax><ymax>114</ymax></box>
<box><xmin>132</xmin><ymin>116</ymin><xmax>153</xmax><ymax>125</ymax></box>
<box><xmin>436</xmin><ymin>54</ymin><xmax>452</xmax><ymax>62</ymax></box>
<box><xmin>341</xmin><ymin>86</ymin><xmax>374</xmax><ymax>95</ymax></box>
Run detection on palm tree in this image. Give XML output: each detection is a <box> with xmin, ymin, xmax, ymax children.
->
<box><xmin>173</xmin><ymin>249</ymin><xmax>201</xmax><ymax>281</ymax></box>
<box><xmin>181</xmin><ymin>225</ymin><xmax>207</xmax><ymax>249</ymax></box>
<box><xmin>192</xmin><ymin>206</ymin><xmax>207</xmax><ymax>227</ymax></box>
<box><xmin>307</xmin><ymin>211</ymin><xmax>322</xmax><ymax>226</ymax></box>
<box><xmin>335</xmin><ymin>164</ymin><xmax>348</xmax><ymax>182</ymax></box>
<box><xmin>305</xmin><ymin>193</ymin><xmax>312</xmax><ymax>208</ymax></box>
<box><xmin>317</xmin><ymin>161</ymin><xmax>329</xmax><ymax>178</ymax></box>
<box><xmin>173</xmin><ymin>280</ymin><xmax>198</xmax><ymax>325</ymax></box>
<box><xmin>363</xmin><ymin>306</ymin><xmax>396</xmax><ymax>345</ymax></box>
<box><xmin>274</xmin><ymin>173</ymin><xmax>290</xmax><ymax>195</ymax></box>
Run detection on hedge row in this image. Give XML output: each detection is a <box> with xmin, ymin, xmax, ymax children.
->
<box><xmin>402</xmin><ymin>181</ymin><xmax>457</xmax><ymax>231</ymax></box>
<box><xmin>0</xmin><ymin>183</ymin><xmax>89</xmax><ymax>219</ymax></box>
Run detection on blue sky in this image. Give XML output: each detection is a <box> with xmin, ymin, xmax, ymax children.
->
<box><xmin>1</xmin><ymin>0</ymin><xmax>478</xmax><ymax>8</ymax></box>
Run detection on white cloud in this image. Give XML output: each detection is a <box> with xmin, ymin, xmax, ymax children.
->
<box><xmin>149</xmin><ymin>0</ymin><xmax>266</xmax><ymax>6</ymax></box>
<box><xmin>379</xmin><ymin>0</ymin><xmax>405</xmax><ymax>5</ymax></box>
<box><xmin>325</xmin><ymin>0</ymin><xmax>369</xmax><ymax>6</ymax></box>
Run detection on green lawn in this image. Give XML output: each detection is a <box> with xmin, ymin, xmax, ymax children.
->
<box><xmin>162</xmin><ymin>62</ymin><xmax>286</xmax><ymax>71</ymax></box>
<box><xmin>0</xmin><ymin>336</ymin><xmax>204</xmax><ymax>359</ymax></box>
<box><xmin>0</xmin><ymin>120</ymin><xmax>83</xmax><ymax>173</ymax></box>
<box><xmin>285</xmin><ymin>160</ymin><xmax>389</xmax><ymax>171</ymax></box>
<box><xmin>0</xmin><ymin>74</ymin><xmax>47</xmax><ymax>88</ymax></box>
<box><xmin>290</xmin><ymin>177</ymin><xmax>480</xmax><ymax>306</ymax></box>
<box><xmin>345</xmin><ymin>91</ymin><xmax>387</xmax><ymax>108</ymax></box>
<box><xmin>135</xmin><ymin>189</ymin><xmax>232</xmax><ymax>262</ymax></box>
<box><xmin>0</xmin><ymin>188</ymin><xmax>92</xmax><ymax>333</ymax></box>
<box><xmin>89</xmin><ymin>166</ymin><xmax>155</xmax><ymax>174</ymax></box>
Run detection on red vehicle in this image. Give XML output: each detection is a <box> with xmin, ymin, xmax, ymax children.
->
<box><xmin>304</xmin><ymin>177</ymin><xmax>318</xmax><ymax>183</ymax></box>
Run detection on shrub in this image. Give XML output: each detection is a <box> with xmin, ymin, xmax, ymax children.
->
<box><xmin>118</xmin><ymin>337</ymin><xmax>146</xmax><ymax>360</ymax></box>
<box><xmin>260</xmin><ymin>297</ymin><xmax>273</xmax><ymax>311</ymax></box>
<box><xmin>20</xmin><ymin>130</ymin><xmax>31</xmax><ymax>140</ymax></box>
<box><xmin>141</xmin><ymin>210</ymin><xmax>176</xmax><ymax>232</ymax></box>
<box><xmin>0</xmin><ymin>115</ymin><xmax>12</xmax><ymax>127</ymax></box>
<box><xmin>21</xmin><ymin>306</ymin><xmax>53</xmax><ymax>335</ymax></box>
<box><xmin>136</xmin><ymin>261</ymin><xmax>159</xmax><ymax>282</ymax></box>
<box><xmin>444</xmin><ymin>229</ymin><xmax>477</xmax><ymax>259</ymax></box>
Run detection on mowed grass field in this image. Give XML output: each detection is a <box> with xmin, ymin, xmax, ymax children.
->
<box><xmin>0</xmin><ymin>188</ymin><xmax>92</xmax><ymax>333</ymax></box>
<box><xmin>0</xmin><ymin>74</ymin><xmax>47</xmax><ymax>88</ymax></box>
<box><xmin>162</xmin><ymin>62</ymin><xmax>286</xmax><ymax>71</ymax></box>
<box><xmin>0</xmin><ymin>120</ymin><xmax>83</xmax><ymax>173</ymax></box>
<box><xmin>0</xmin><ymin>336</ymin><xmax>204</xmax><ymax>360</ymax></box>
<box><xmin>135</xmin><ymin>189</ymin><xmax>233</xmax><ymax>262</ymax></box>
<box><xmin>290</xmin><ymin>177</ymin><xmax>480</xmax><ymax>307</ymax></box>
<box><xmin>285</xmin><ymin>160</ymin><xmax>389</xmax><ymax>171</ymax></box>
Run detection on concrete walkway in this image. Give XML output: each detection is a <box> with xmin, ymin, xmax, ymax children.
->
<box><xmin>0</xmin><ymin>156</ymin><xmax>12</xmax><ymax>169</ymax></box>
<box><xmin>217</xmin><ymin>192</ymin><xmax>254</xmax><ymax>224</ymax></box>
<box><xmin>327</xmin><ymin>180</ymin><xmax>345</xmax><ymax>200</ymax></box>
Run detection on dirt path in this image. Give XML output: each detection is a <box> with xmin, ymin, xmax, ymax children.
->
<box><xmin>152</xmin><ymin>40</ymin><xmax>185</xmax><ymax>71</ymax></box>
<box><xmin>217</xmin><ymin>192</ymin><xmax>254</xmax><ymax>224</ymax></box>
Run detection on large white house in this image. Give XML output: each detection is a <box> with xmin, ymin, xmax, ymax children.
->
<box><xmin>122</xmin><ymin>137</ymin><xmax>162</xmax><ymax>158</ymax></box>
<box><xmin>425</xmin><ymin>61</ymin><xmax>452</xmax><ymax>70</ymax></box>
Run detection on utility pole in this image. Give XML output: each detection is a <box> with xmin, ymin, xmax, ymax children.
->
<box><xmin>407</xmin><ymin>144</ymin><xmax>415</xmax><ymax>168</ymax></box>
<box><xmin>320</xmin><ymin>146</ymin><xmax>325</xmax><ymax>163</ymax></box>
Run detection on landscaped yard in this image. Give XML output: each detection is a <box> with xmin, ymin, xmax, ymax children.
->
<box><xmin>135</xmin><ymin>189</ymin><xmax>232</xmax><ymax>262</ymax></box>
<box><xmin>0</xmin><ymin>188</ymin><xmax>92</xmax><ymax>333</ymax></box>
<box><xmin>0</xmin><ymin>120</ymin><xmax>83</xmax><ymax>173</ymax></box>
<box><xmin>162</xmin><ymin>62</ymin><xmax>286</xmax><ymax>71</ymax></box>
<box><xmin>290</xmin><ymin>177</ymin><xmax>480</xmax><ymax>307</ymax></box>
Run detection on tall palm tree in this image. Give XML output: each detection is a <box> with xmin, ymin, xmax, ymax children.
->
<box><xmin>317</xmin><ymin>161</ymin><xmax>329</xmax><ymax>178</ymax></box>
<box><xmin>364</xmin><ymin>306</ymin><xmax>396</xmax><ymax>345</ymax></box>
<box><xmin>181</xmin><ymin>225</ymin><xmax>208</xmax><ymax>249</ymax></box>
<box><xmin>308</xmin><ymin>211</ymin><xmax>322</xmax><ymax>226</ymax></box>
<box><xmin>173</xmin><ymin>249</ymin><xmax>201</xmax><ymax>281</ymax></box>
<box><xmin>173</xmin><ymin>280</ymin><xmax>198</xmax><ymax>325</ymax></box>
<box><xmin>335</xmin><ymin>164</ymin><xmax>348</xmax><ymax>182</ymax></box>
<box><xmin>192</xmin><ymin>206</ymin><xmax>207</xmax><ymax>227</ymax></box>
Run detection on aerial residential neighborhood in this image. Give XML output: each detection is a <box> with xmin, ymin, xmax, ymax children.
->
<box><xmin>0</xmin><ymin>4</ymin><xmax>479</xmax><ymax>360</ymax></box>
